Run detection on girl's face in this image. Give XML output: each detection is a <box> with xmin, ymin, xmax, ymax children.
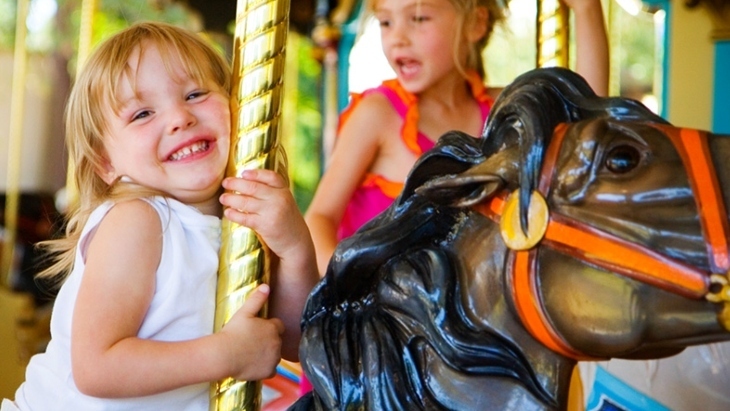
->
<box><xmin>100</xmin><ymin>44</ymin><xmax>231</xmax><ymax>209</ymax></box>
<box><xmin>375</xmin><ymin>0</ymin><xmax>466</xmax><ymax>94</ymax></box>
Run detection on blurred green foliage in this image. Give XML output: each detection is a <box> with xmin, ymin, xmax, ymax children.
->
<box><xmin>0</xmin><ymin>0</ymin><xmax>196</xmax><ymax>65</ymax></box>
<box><xmin>0</xmin><ymin>0</ymin><xmax>14</xmax><ymax>48</ymax></box>
<box><xmin>283</xmin><ymin>32</ymin><xmax>322</xmax><ymax>212</ymax></box>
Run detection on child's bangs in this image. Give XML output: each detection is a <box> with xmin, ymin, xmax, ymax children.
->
<box><xmin>153</xmin><ymin>37</ymin><xmax>213</xmax><ymax>90</ymax></box>
<box><xmin>143</xmin><ymin>27</ymin><xmax>229</xmax><ymax>94</ymax></box>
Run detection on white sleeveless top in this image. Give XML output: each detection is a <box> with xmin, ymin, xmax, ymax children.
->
<box><xmin>13</xmin><ymin>197</ymin><xmax>221</xmax><ymax>411</ymax></box>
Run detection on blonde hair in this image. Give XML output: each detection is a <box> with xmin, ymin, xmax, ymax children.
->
<box><xmin>37</xmin><ymin>21</ymin><xmax>231</xmax><ymax>284</ymax></box>
<box><xmin>367</xmin><ymin>0</ymin><xmax>507</xmax><ymax>80</ymax></box>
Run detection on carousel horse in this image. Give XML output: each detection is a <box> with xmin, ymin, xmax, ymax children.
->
<box><xmin>291</xmin><ymin>67</ymin><xmax>730</xmax><ymax>411</ymax></box>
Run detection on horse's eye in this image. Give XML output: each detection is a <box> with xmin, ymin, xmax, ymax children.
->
<box><xmin>605</xmin><ymin>145</ymin><xmax>640</xmax><ymax>174</ymax></box>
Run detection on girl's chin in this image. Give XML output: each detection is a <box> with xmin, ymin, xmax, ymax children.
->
<box><xmin>395</xmin><ymin>75</ymin><xmax>425</xmax><ymax>92</ymax></box>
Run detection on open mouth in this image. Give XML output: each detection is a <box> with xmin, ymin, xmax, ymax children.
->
<box><xmin>396</xmin><ymin>58</ymin><xmax>421</xmax><ymax>77</ymax></box>
<box><xmin>168</xmin><ymin>140</ymin><xmax>210</xmax><ymax>161</ymax></box>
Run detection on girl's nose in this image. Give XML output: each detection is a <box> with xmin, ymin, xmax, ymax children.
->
<box><xmin>168</xmin><ymin>105</ymin><xmax>196</xmax><ymax>134</ymax></box>
<box><xmin>384</xmin><ymin>22</ymin><xmax>408</xmax><ymax>48</ymax></box>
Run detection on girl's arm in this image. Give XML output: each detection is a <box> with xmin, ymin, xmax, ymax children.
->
<box><xmin>304</xmin><ymin>93</ymin><xmax>394</xmax><ymax>275</ymax></box>
<box><xmin>72</xmin><ymin>200</ymin><xmax>283</xmax><ymax>397</ymax></box>
<box><xmin>566</xmin><ymin>0</ymin><xmax>609</xmax><ymax>96</ymax></box>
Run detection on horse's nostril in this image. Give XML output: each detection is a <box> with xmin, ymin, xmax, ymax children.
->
<box><xmin>710</xmin><ymin>281</ymin><xmax>725</xmax><ymax>295</ymax></box>
<box><xmin>605</xmin><ymin>145</ymin><xmax>641</xmax><ymax>174</ymax></box>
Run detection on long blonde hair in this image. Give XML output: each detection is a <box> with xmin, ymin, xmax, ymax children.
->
<box><xmin>366</xmin><ymin>0</ymin><xmax>507</xmax><ymax>80</ymax></box>
<box><xmin>38</xmin><ymin>21</ymin><xmax>231</xmax><ymax>284</ymax></box>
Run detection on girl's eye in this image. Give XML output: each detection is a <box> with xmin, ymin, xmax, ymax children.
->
<box><xmin>378</xmin><ymin>19</ymin><xmax>390</xmax><ymax>28</ymax></box>
<box><xmin>412</xmin><ymin>15</ymin><xmax>428</xmax><ymax>23</ymax></box>
<box><xmin>131</xmin><ymin>110</ymin><xmax>151</xmax><ymax>121</ymax></box>
<box><xmin>187</xmin><ymin>90</ymin><xmax>207</xmax><ymax>101</ymax></box>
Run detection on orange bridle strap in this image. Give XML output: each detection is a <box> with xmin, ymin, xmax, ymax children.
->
<box><xmin>652</xmin><ymin>125</ymin><xmax>730</xmax><ymax>273</ymax></box>
<box><xmin>474</xmin><ymin>123</ymin><xmax>726</xmax><ymax>360</ymax></box>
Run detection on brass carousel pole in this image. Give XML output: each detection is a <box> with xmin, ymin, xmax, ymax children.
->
<box><xmin>1</xmin><ymin>0</ymin><xmax>30</xmax><ymax>286</ymax></box>
<box><xmin>536</xmin><ymin>0</ymin><xmax>570</xmax><ymax>68</ymax></box>
<box><xmin>65</xmin><ymin>0</ymin><xmax>97</xmax><ymax>209</ymax></box>
<box><xmin>210</xmin><ymin>0</ymin><xmax>290</xmax><ymax>409</ymax></box>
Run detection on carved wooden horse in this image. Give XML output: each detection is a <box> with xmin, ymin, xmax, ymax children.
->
<box><xmin>292</xmin><ymin>68</ymin><xmax>730</xmax><ymax>410</ymax></box>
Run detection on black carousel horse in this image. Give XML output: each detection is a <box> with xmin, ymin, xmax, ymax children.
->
<box><xmin>291</xmin><ymin>67</ymin><xmax>730</xmax><ymax>410</ymax></box>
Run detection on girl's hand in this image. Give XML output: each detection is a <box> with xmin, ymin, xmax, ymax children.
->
<box><xmin>219</xmin><ymin>169</ymin><xmax>310</xmax><ymax>260</ymax></box>
<box><xmin>217</xmin><ymin>284</ymin><xmax>285</xmax><ymax>381</ymax></box>
<box><xmin>219</xmin><ymin>169</ymin><xmax>318</xmax><ymax>361</ymax></box>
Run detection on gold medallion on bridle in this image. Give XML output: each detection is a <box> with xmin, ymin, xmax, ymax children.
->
<box><xmin>500</xmin><ymin>190</ymin><xmax>549</xmax><ymax>251</ymax></box>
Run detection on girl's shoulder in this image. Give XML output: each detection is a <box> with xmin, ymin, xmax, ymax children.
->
<box><xmin>341</xmin><ymin>80</ymin><xmax>411</xmax><ymax>125</ymax></box>
<box><xmin>353</xmin><ymin>91</ymin><xmax>401</xmax><ymax>118</ymax></box>
<box><xmin>86</xmin><ymin>197</ymin><xmax>171</xmax><ymax>239</ymax></box>
<box><xmin>338</xmin><ymin>88</ymin><xmax>402</xmax><ymax>139</ymax></box>
<box><xmin>95</xmin><ymin>198</ymin><xmax>163</xmax><ymax>232</ymax></box>
<box><xmin>77</xmin><ymin>198</ymin><xmax>163</xmax><ymax>263</ymax></box>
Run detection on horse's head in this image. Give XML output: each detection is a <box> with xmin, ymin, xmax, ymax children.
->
<box><xmin>419</xmin><ymin>67</ymin><xmax>730</xmax><ymax>361</ymax></box>
<box><xmin>295</xmin><ymin>68</ymin><xmax>730</xmax><ymax>411</ymax></box>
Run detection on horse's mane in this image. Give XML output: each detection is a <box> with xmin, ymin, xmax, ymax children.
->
<box><xmin>299</xmin><ymin>68</ymin><xmax>667</xmax><ymax>410</ymax></box>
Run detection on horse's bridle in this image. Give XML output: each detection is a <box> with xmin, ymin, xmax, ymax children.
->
<box><xmin>475</xmin><ymin>122</ymin><xmax>730</xmax><ymax>360</ymax></box>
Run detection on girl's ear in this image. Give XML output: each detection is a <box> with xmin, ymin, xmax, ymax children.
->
<box><xmin>467</xmin><ymin>6</ymin><xmax>489</xmax><ymax>42</ymax></box>
<box><xmin>97</xmin><ymin>155</ymin><xmax>118</xmax><ymax>185</ymax></box>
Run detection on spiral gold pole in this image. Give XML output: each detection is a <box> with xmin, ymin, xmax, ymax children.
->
<box><xmin>210</xmin><ymin>0</ymin><xmax>290</xmax><ymax>409</ymax></box>
<box><xmin>536</xmin><ymin>0</ymin><xmax>570</xmax><ymax>68</ymax></box>
<box><xmin>65</xmin><ymin>0</ymin><xmax>96</xmax><ymax>210</ymax></box>
<box><xmin>1</xmin><ymin>0</ymin><xmax>30</xmax><ymax>286</ymax></box>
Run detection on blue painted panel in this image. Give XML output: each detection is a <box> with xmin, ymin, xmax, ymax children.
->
<box><xmin>337</xmin><ymin>0</ymin><xmax>364</xmax><ymax>112</ymax></box>
<box><xmin>713</xmin><ymin>40</ymin><xmax>730</xmax><ymax>134</ymax></box>
<box><xmin>658</xmin><ymin>4</ymin><xmax>670</xmax><ymax>120</ymax></box>
<box><xmin>586</xmin><ymin>366</ymin><xmax>671</xmax><ymax>411</ymax></box>
<box><xmin>642</xmin><ymin>0</ymin><xmax>671</xmax><ymax>120</ymax></box>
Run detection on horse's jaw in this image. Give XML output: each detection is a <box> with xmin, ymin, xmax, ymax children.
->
<box><xmin>453</xmin><ymin>220</ymin><xmax>578</xmax><ymax>410</ymax></box>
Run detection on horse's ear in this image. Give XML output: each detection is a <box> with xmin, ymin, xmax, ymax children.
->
<box><xmin>399</xmin><ymin>130</ymin><xmax>487</xmax><ymax>203</ymax></box>
<box><xmin>416</xmin><ymin>172</ymin><xmax>504</xmax><ymax>207</ymax></box>
<box><xmin>415</xmin><ymin>144</ymin><xmax>519</xmax><ymax>207</ymax></box>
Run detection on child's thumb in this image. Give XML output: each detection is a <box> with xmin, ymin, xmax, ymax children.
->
<box><xmin>238</xmin><ymin>284</ymin><xmax>270</xmax><ymax>317</ymax></box>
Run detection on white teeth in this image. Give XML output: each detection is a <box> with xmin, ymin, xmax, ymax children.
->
<box><xmin>169</xmin><ymin>140</ymin><xmax>209</xmax><ymax>161</ymax></box>
<box><xmin>400</xmin><ymin>61</ymin><xmax>419</xmax><ymax>76</ymax></box>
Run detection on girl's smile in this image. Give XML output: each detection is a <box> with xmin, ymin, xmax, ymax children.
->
<box><xmin>166</xmin><ymin>138</ymin><xmax>213</xmax><ymax>162</ymax></box>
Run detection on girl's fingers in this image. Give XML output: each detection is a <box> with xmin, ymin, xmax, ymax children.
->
<box><xmin>220</xmin><ymin>192</ymin><xmax>254</xmax><ymax>214</ymax></box>
<box><xmin>223</xmin><ymin>169</ymin><xmax>288</xmax><ymax>192</ymax></box>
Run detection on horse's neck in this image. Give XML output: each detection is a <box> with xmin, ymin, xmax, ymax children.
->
<box><xmin>456</xmin><ymin>218</ymin><xmax>577</xmax><ymax>409</ymax></box>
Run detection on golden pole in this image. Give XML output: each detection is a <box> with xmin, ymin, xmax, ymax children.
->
<box><xmin>2</xmin><ymin>0</ymin><xmax>30</xmax><ymax>287</ymax></box>
<box><xmin>210</xmin><ymin>0</ymin><xmax>290</xmax><ymax>409</ymax></box>
<box><xmin>65</xmin><ymin>0</ymin><xmax>97</xmax><ymax>210</ymax></box>
<box><xmin>536</xmin><ymin>0</ymin><xmax>570</xmax><ymax>68</ymax></box>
